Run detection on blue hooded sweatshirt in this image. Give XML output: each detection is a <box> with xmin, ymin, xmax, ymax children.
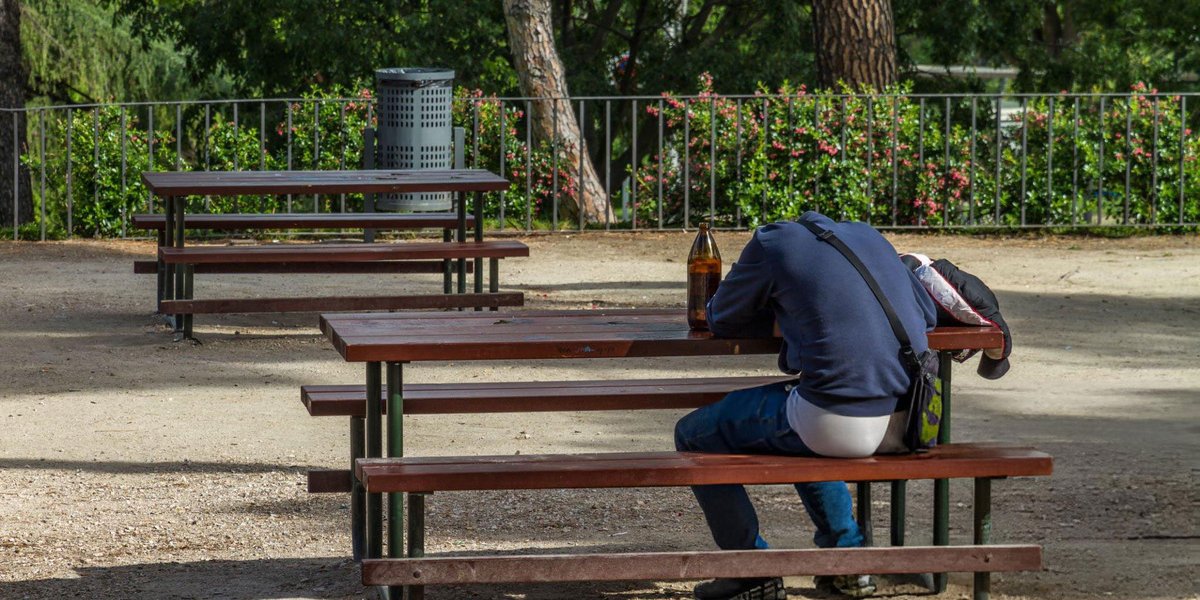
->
<box><xmin>706</xmin><ymin>211</ymin><xmax>937</xmax><ymax>417</ymax></box>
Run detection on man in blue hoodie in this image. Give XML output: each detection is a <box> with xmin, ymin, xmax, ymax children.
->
<box><xmin>675</xmin><ymin>211</ymin><xmax>937</xmax><ymax>600</ymax></box>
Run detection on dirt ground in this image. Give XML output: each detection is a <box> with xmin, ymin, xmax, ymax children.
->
<box><xmin>0</xmin><ymin>231</ymin><xmax>1197</xmax><ymax>600</ymax></box>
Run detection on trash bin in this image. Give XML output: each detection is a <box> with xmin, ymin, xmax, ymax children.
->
<box><xmin>374</xmin><ymin>67</ymin><xmax>455</xmax><ymax>211</ymax></box>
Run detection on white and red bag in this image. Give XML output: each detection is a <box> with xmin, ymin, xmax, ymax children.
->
<box><xmin>901</xmin><ymin>253</ymin><xmax>1012</xmax><ymax>379</ymax></box>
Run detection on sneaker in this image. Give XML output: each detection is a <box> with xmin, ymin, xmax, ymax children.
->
<box><xmin>693</xmin><ymin>577</ymin><xmax>787</xmax><ymax>600</ymax></box>
<box><xmin>813</xmin><ymin>574</ymin><xmax>877</xmax><ymax>598</ymax></box>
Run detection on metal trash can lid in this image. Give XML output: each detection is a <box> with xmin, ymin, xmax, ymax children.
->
<box><xmin>376</xmin><ymin>68</ymin><xmax>454</xmax><ymax>87</ymax></box>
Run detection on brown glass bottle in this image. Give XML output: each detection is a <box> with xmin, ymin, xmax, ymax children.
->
<box><xmin>687</xmin><ymin>222</ymin><xmax>722</xmax><ymax>330</ymax></box>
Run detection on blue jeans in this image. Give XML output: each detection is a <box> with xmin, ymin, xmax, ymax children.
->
<box><xmin>674</xmin><ymin>381</ymin><xmax>864</xmax><ymax>550</ymax></box>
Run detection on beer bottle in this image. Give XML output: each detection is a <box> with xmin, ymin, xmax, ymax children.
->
<box><xmin>687</xmin><ymin>222</ymin><xmax>722</xmax><ymax>330</ymax></box>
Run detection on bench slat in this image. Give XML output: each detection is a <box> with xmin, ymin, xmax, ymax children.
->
<box><xmin>160</xmin><ymin>292</ymin><xmax>523</xmax><ymax>314</ymax></box>
<box><xmin>356</xmin><ymin>444</ymin><xmax>1053</xmax><ymax>493</ymax></box>
<box><xmin>362</xmin><ymin>545</ymin><xmax>1042</xmax><ymax>585</ymax></box>
<box><xmin>159</xmin><ymin>241</ymin><xmax>529</xmax><ymax>264</ymax></box>
<box><xmin>142</xmin><ymin>168</ymin><xmax>509</xmax><ymax>196</ymax></box>
<box><xmin>133</xmin><ymin>259</ymin><xmax>472</xmax><ymax>275</ymax></box>
<box><xmin>131</xmin><ymin>212</ymin><xmax>475</xmax><ymax>231</ymax></box>
<box><xmin>301</xmin><ymin>375</ymin><xmax>793</xmax><ymax>416</ymax></box>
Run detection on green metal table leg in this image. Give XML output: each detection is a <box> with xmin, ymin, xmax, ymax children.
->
<box><xmin>182</xmin><ymin>264</ymin><xmax>194</xmax><ymax>339</ymax></box>
<box><xmin>365</xmin><ymin>362</ymin><xmax>383</xmax><ymax>561</ymax></box>
<box><xmin>408</xmin><ymin>493</ymin><xmax>426</xmax><ymax>600</ymax></box>
<box><xmin>162</xmin><ymin>196</ymin><xmax>175</xmax><ymax>320</ymax></box>
<box><xmin>856</xmin><ymin>482</ymin><xmax>873</xmax><ymax>547</ymax></box>
<box><xmin>933</xmin><ymin>352</ymin><xmax>953</xmax><ymax>593</ymax></box>
<box><xmin>890</xmin><ymin>480</ymin><xmax>906</xmax><ymax>546</ymax></box>
<box><xmin>974</xmin><ymin>478</ymin><xmax>993</xmax><ymax>600</ymax></box>
<box><xmin>442</xmin><ymin>229</ymin><xmax>452</xmax><ymax>295</ymax></box>
<box><xmin>156</xmin><ymin>229</ymin><xmax>166</xmax><ymax>312</ymax></box>
<box><xmin>456</xmin><ymin>191</ymin><xmax>467</xmax><ymax>298</ymax></box>
<box><xmin>473</xmin><ymin>191</ymin><xmax>483</xmax><ymax>310</ymax></box>
<box><xmin>173</xmin><ymin>197</ymin><xmax>185</xmax><ymax>334</ymax></box>
<box><xmin>489</xmin><ymin>258</ymin><xmax>499</xmax><ymax>312</ymax></box>
<box><xmin>350</xmin><ymin>416</ymin><xmax>366</xmax><ymax>560</ymax></box>
<box><xmin>386</xmin><ymin>361</ymin><xmax>405</xmax><ymax>600</ymax></box>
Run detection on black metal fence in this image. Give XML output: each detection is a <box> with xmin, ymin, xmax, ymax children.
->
<box><xmin>4</xmin><ymin>89</ymin><xmax>1199</xmax><ymax>240</ymax></box>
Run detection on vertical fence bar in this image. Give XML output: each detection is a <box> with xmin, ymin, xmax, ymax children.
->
<box><xmin>552</xmin><ymin>100</ymin><xmax>558</xmax><ymax>230</ymax></box>
<box><xmin>286</xmin><ymin>101</ymin><xmax>293</xmax><ymax>211</ymax></box>
<box><xmin>1019</xmin><ymin>98</ymin><xmax>1028</xmax><ymax>226</ymax></box>
<box><xmin>549</xmin><ymin>99</ymin><xmax>559</xmax><ymax>230</ymax></box>
<box><xmin>1124</xmin><ymin>96</ymin><xmax>1133</xmax><ymax>224</ymax></box>
<box><xmin>262</xmin><ymin>103</ymin><xmax>268</xmax><ymax>171</ymax></box>
<box><xmin>736</xmin><ymin>99</ymin><xmax>744</xmax><ymax>228</ymax></box>
<box><xmin>891</xmin><ymin>96</ymin><xmax>898</xmax><ymax>226</ymax></box>
<box><xmin>631</xmin><ymin>99</ymin><xmax>638</xmax><ymax>231</ymax></box>
<box><xmin>175</xmin><ymin>105</ymin><xmax>182</xmax><ymax>172</ymax></box>
<box><xmin>473</xmin><ymin>101</ymin><xmax>480</xmax><ymax>168</ymax></box>
<box><xmin>683</xmin><ymin>98</ymin><xmax>690</xmax><ymax>229</ymax></box>
<box><xmin>1072</xmin><ymin>98</ymin><xmax>1080</xmax><ymax>226</ymax></box>
<box><xmin>813</xmin><ymin>97</ymin><xmax>820</xmax><ymax>200</ymax></box>
<box><xmin>994</xmin><ymin>97</ymin><xmax>1002</xmax><ymax>224</ymax></box>
<box><xmin>500</xmin><ymin>101</ymin><xmax>508</xmax><ymax>230</ymax></box>
<box><xmin>314</xmin><ymin>100</ymin><xmax>321</xmax><ymax>212</ymax></box>
<box><xmin>232</xmin><ymin>103</ymin><xmax>239</xmax><ymax>172</ymax></box>
<box><xmin>120</xmin><ymin>106</ymin><xmax>127</xmax><ymax>237</ymax></box>
<box><xmin>1150</xmin><ymin>96</ymin><xmax>1159</xmax><ymax>224</ymax></box>
<box><xmin>787</xmin><ymin>97</ymin><xmax>795</xmax><ymax>201</ymax></box>
<box><xmin>969</xmin><ymin>97</ymin><xmax>977</xmax><ymax>225</ymax></box>
<box><xmin>1047</xmin><ymin>97</ymin><xmax>1054</xmax><ymax>224</ymax></box>
<box><xmin>762</xmin><ymin>98</ymin><xmax>769</xmax><ymax>223</ymax></box>
<box><xmin>657</xmin><ymin>99</ymin><xmax>667</xmax><ymax>228</ymax></box>
<box><xmin>525</xmin><ymin>100</ymin><xmax>532</xmax><ymax>232</ymax></box>
<box><xmin>146</xmin><ymin>106</ymin><xmax>154</xmax><ymax>213</ymax></box>
<box><xmin>710</xmin><ymin>96</ymin><xmax>716</xmax><ymax>226</ymax></box>
<box><xmin>917</xmin><ymin>98</ymin><xmax>925</xmax><ymax>171</ymax></box>
<box><xmin>943</xmin><ymin>98</ymin><xmax>951</xmax><ymax>226</ymax></box>
<box><xmin>578</xmin><ymin>100</ymin><xmax>586</xmax><ymax>232</ymax></box>
<box><xmin>866</xmin><ymin>96</ymin><xmax>874</xmax><ymax>224</ymax></box>
<box><xmin>204</xmin><ymin>103</ymin><xmax>211</xmax><ymax>211</ymax></box>
<box><xmin>604</xmin><ymin>100</ymin><xmax>610</xmax><ymax>230</ymax></box>
<box><xmin>38</xmin><ymin>110</ymin><xmax>46</xmax><ymax>241</ymax></box>
<box><xmin>93</xmin><ymin>109</ymin><xmax>99</xmax><ymax>223</ymax></box>
<box><xmin>10</xmin><ymin>112</ymin><xmax>15</xmax><ymax>238</ymax></box>
<box><xmin>66</xmin><ymin>109</ymin><xmax>73</xmax><ymax>236</ymax></box>
<box><xmin>1176</xmin><ymin>97</ymin><xmax>1185</xmax><ymax>225</ymax></box>
<box><xmin>337</xmin><ymin>102</ymin><xmax>345</xmax><ymax>212</ymax></box>
<box><xmin>1098</xmin><ymin>97</ymin><xmax>1106</xmax><ymax>225</ymax></box>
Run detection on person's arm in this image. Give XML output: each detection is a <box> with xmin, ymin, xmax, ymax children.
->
<box><xmin>705</xmin><ymin>229</ymin><xmax>775</xmax><ymax>338</ymax></box>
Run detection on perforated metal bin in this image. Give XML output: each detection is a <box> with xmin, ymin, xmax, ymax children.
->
<box><xmin>374</xmin><ymin>68</ymin><xmax>455</xmax><ymax>211</ymax></box>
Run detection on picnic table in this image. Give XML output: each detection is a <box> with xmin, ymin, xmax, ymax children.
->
<box><xmin>140</xmin><ymin>169</ymin><xmax>524</xmax><ymax>338</ymax></box>
<box><xmin>316</xmin><ymin>308</ymin><xmax>1047</xmax><ymax>599</ymax></box>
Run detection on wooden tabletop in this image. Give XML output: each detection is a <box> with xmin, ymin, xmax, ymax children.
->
<box><xmin>320</xmin><ymin>308</ymin><xmax>1003</xmax><ymax>363</ymax></box>
<box><xmin>141</xmin><ymin>169</ymin><xmax>510</xmax><ymax>196</ymax></box>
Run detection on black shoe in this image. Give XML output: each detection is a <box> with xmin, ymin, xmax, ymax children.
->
<box><xmin>693</xmin><ymin>577</ymin><xmax>786</xmax><ymax>600</ymax></box>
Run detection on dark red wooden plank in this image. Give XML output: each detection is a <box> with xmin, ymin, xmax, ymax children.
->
<box><xmin>307</xmin><ymin>469</ymin><xmax>353</xmax><ymax>493</ymax></box>
<box><xmin>355</xmin><ymin>444</ymin><xmax>1053</xmax><ymax>493</ymax></box>
<box><xmin>142</xmin><ymin>169</ymin><xmax>508</xmax><ymax>196</ymax></box>
<box><xmin>159</xmin><ymin>241</ymin><xmax>529</xmax><ymax>264</ymax></box>
<box><xmin>300</xmin><ymin>375</ymin><xmax>793</xmax><ymax>416</ymax></box>
<box><xmin>321</xmin><ymin>308</ymin><xmax>1003</xmax><ymax>363</ymax></box>
<box><xmin>361</xmin><ymin>545</ymin><xmax>1043</xmax><ymax>585</ymax></box>
<box><xmin>159</xmin><ymin>292</ymin><xmax>523</xmax><ymax>314</ymax></box>
<box><xmin>130</xmin><ymin>212</ymin><xmax>475</xmax><ymax>230</ymax></box>
<box><xmin>133</xmin><ymin>260</ymin><xmax>471</xmax><ymax>275</ymax></box>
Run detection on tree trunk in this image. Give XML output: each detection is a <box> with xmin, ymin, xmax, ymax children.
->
<box><xmin>502</xmin><ymin>0</ymin><xmax>613</xmax><ymax>226</ymax></box>
<box><xmin>812</xmin><ymin>0</ymin><xmax>898</xmax><ymax>90</ymax></box>
<box><xmin>0</xmin><ymin>0</ymin><xmax>32</xmax><ymax>236</ymax></box>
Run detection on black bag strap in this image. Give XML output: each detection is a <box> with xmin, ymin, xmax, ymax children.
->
<box><xmin>798</xmin><ymin>219</ymin><xmax>920</xmax><ymax>370</ymax></box>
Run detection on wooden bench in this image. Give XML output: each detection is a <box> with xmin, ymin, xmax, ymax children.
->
<box><xmin>160</xmin><ymin>241</ymin><xmax>528</xmax><ymax>324</ymax></box>
<box><xmin>355</xmin><ymin>444</ymin><xmax>1053</xmax><ymax>598</ymax></box>
<box><xmin>303</xmin><ymin>375</ymin><xmax>792</xmax><ymax>493</ymax></box>
<box><xmin>132</xmin><ymin>212</ymin><xmax>477</xmax><ymax>276</ymax></box>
